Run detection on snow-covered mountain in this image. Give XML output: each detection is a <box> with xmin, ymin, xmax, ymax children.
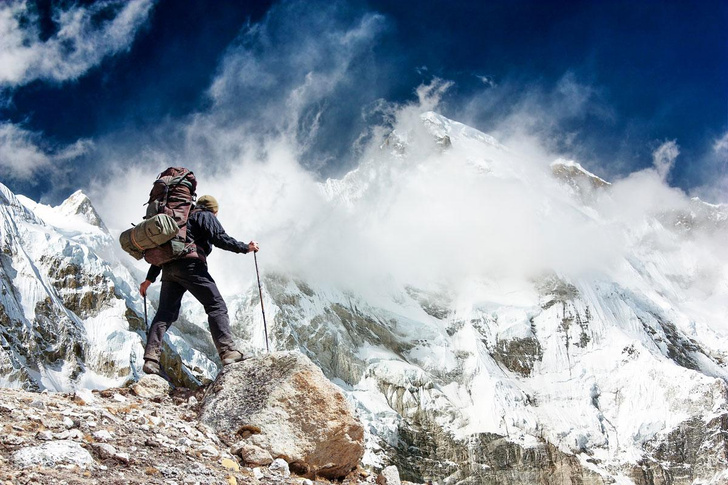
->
<box><xmin>0</xmin><ymin>184</ymin><xmax>209</xmax><ymax>391</ymax></box>
<box><xmin>1</xmin><ymin>112</ymin><xmax>727</xmax><ymax>484</ymax></box>
<box><xmin>247</xmin><ymin>113</ymin><xmax>728</xmax><ymax>484</ymax></box>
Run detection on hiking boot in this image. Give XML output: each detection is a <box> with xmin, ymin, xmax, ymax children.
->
<box><xmin>142</xmin><ymin>359</ymin><xmax>160</xmax><ymax>375</ymax></box>
<box><xmin>220</xmin><ymin>350</ymin><xmax>245</xmax><ymax>366</ymax></box>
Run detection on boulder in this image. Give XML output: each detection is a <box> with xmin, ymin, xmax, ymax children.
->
<box><xmin>130</xmin><ymin>374</ymin><xmax>172</xmax><ymax>398</ymax></box>
<box><xmin>198</xmin><ymin>351</ymin><xmax>364</xmax><ymax>479</ymax></box>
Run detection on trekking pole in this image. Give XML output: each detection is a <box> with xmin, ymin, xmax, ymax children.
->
<box><xmin>254</xmin><ymin>251</ymin><xmax>270</xmax><ymax>353</ymax></box>
<box><xmin>143</xmin><ymin>294</ymin><xmax>148</xmax><ymax>328</ymax></box>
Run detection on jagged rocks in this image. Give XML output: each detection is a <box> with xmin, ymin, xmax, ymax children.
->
<box><xmin>393</xmin><ymin>424</ymin><xmax>606</xmax><ymax>484</ymax></box>
<box><xmin>636</xmin><ymin>413</ymin><xmax>728</xmax><ymax>484</ymax></box>
<box><xmin>490</xmin><ymin>336</ymin><xmax>543</xmax><ymax>376</ymax></box>
<box><xmin>198</xmin><ymin>350</ymin><xmax>365</xmax><ymax>479</ymax></box>
<box><xmin>0</xmin><ymin>183</ymin><xmax>147</xmax><ymax>392</ymax></box>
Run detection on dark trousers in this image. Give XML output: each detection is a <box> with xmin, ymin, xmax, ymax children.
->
<box><xmin>144</xmin><ymin>259</ymin><xmax>236</xmax><ymax>363</ymax></box>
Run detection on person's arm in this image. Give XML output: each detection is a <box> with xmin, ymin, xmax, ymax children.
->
<box><xmin>140</xmin><ymin>265</ymin><xmax>161</xmax><ymax>296</ymax></box>
<box><xmin>211</xmin><ymin>231</ymin><xmax>250</xmax><ymax>253</ymax></box>
<box><xmin>204</xmin><ymin>212</ymin><xmax>255</xmax><ymax>253</ymax></box>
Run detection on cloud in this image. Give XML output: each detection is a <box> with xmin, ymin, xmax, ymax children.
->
<box><xmin>651</xmin><ymin>140</ymin><xmax>679</xmax><ymax>181</ymax></box>
<box><xmin>689</xmin><ymin>131</ymin><xmax>728</xmax><ymax>204</ymax></box>
<box><xmin>715</xmin><ymin>132</ymin><xmax>728</xmax><ymax>153</ymax></box>
<box><xmin>459</xmin><ymin>71</ymin><xmax>615</xmax><ymax>161</ymax></box>
<box><xmin>0</xmin><ymin>122</ymin><xmax>49</xmax><ymax>179</ymax></box>
<box><xmin>200</xmin><ymin>1</ymin><xmax>388</xmax><ymax>174</ymax></box>
<box><xmin>80</xmin><ymin>1</ymin><xmax>723</xmax><ymax>302</ymax></box>
<box><xmin>0</xmin><ymin>122</ymin><xmax>92</xmax><ymax>182</ymax></box>
<box><xmin>0</xmin><ymin>0</ymin><xmax>154</xmax><ymax>87</ymax></box>
<box><xmin>476</xmin><ymin>75</ymin><xmax>496</xmax><ymax>88</ymax></box>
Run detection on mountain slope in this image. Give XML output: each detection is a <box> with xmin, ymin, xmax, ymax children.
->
<box><xmin>219</xmin><ymin>112</ymin><xmax>728</xmax><ymax>483</ymax></box>
<box><xmin>1</xmin><ymin>111</ymin><xmax>727</xmax><ymax>483</ymax></box>
<box><xmin>0</xmin><ymin>183</ymin><xmax>149</xmax><ymax>390</ymax></box>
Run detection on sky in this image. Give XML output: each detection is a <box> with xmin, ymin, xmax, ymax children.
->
<box><xmin>0</xmin><ymin>0</ymin><xmax>726</xmax><ymax>207</ymax></box>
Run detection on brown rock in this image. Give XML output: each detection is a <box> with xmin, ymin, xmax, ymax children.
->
<box><xmin>130</xmin><ymin>374</ymin><xmax>172</xmax><ymax>399</ymax></box>
<box><xmin>233</xmin><ymin>442</ymin><xmax>273</xmax><ymax>466</ymax></box>
<box><xmin>199</xmin><ymin>351</ymin><xmax>364</xmax><ymax>479</ymax></box>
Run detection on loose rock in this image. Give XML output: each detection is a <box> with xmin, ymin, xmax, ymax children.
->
<box><xmin>114</xmin><ymin>451</ymin><xmax>131</xmax><ymax>464</ymax></box>
<box><xmin>92</xmin><ymin>429</ymin><xmax>113</xmax><ymax>442</ymax></box>
<box><xmin>221</xmin><ymin>457</ymin><xmax>240</xmax><ymax>472</ymax></box>
<box><xmin>234</xmin><ymin>442</ymin><xmax>273</xmax><ymax>466</ymax></box>
<box><xmin>92</xmin><ymin>442</ymin><xmax>117</xmax><ymax>459</ymax></box>
<box><xmin>270</xmin><ymin>457</ymin><xmax>291</xmax><ymax>477</ymax></box>
<box><xmin>131</xmin><ymin>374</ymin><xmax>172</xmax><ymax>399</ymax></box>
<box><xmin>12</xmin><ymin>440</ymin><xmax>94</xmax><ymax>468</ymax></box>
<box><xmin>377</xmin><ymin>465</ymin><xmax>402</xmax><ymax>485</ymax></box>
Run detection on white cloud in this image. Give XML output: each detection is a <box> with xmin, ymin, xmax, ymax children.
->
<box><xmin>0</xmin><ymin>122</ymin><xmax>92</xmax><ymax>181</ymax></box>
<box><xmin>476</xmin><ymin>75</ymin><xmax>496</xmax><ymax>87</ymax></box>
<box><xmin>415</xmin><ymin>79</ymin><xmax>453</xmax><ymax>112</ymax></box>
<box><xmin>98</xmin><ymin>90</ymin><xmax>713</xmax><ymax>301</ymax></box>
<box><xmin>463</xmin><ymin>71</ymin><xmax>614</xmax><ymax>156</ymax></box>
<box><xmin>207</xmin><ymin>4</ymin><xmax>385</xmax><ymax>135</ymax></box>
<box><xmin>0</xmin><ymin>0</ymin><xmax>154</xmax><ymax>87</ymax></box>
<box><xmin>689</xmin><ymin>132</ymin><xmax>728</xmax><ymax>204</ymax></box>
<box><xmin>86</xmin><ymin>2</ymin><xmax>723</xmax><ymax>300</ymax></box>
<box><xmin>651</xmin><ymin>140</ymin><xmax>679</xmax><ymax>181</ymax></box>
<box><xmin>714</xmin><ymin>132</ymin><xmax>728</xmax><ymax>154</ymax></box>
<box><xmin>0</xmin><ymin>123</ymin><xmax>50</xmax><ymax>179</ymax></box>
<box><xmin>55</xmin><ymin>138</ymin><xmax>94</xmax><ymax>162</ymax></box>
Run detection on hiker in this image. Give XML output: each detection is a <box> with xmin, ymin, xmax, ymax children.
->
<box><xmin>139</xmin><ymin>195</ymin><xmax>259</xmax><ymax>375</ymax></box>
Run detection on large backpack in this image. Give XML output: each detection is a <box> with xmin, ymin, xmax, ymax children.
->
<box><xmin>119</xmin><ymin>167</ymin><xmax>197</xmax><ymax>265</ymax></box>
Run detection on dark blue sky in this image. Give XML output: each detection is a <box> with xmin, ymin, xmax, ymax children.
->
<box><xmin>1</xmin><ymin>0</ymin><xmax>726</xmax><ymax>203</ymax></box>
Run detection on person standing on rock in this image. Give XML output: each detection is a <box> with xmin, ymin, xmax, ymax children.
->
<box><xmin>139</xmin><ymin>195</ymin><xmax>259</xmax><ymax>375</ymax></box>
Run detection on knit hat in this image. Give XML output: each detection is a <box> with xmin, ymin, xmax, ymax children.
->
<box><xmin>196</xmin><ymin>195</ymin><xmax>219</xmax><ymax>213</ymax></box>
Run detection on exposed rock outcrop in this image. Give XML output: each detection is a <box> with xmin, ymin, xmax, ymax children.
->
<box><xmin>198</xmin><ymin>351</ymin><xmax>365</xmax><ymax>479</ymax></box>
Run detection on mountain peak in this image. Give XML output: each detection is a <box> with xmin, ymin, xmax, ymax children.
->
<box><xmin>0</xmin><ymin>181</ymin><xmax>45</xmax><ymax>226</ymax></box>
<box><xmin>550</xmin><ymin>159</ymin><xmax>610</xmax><ymax>188</ymax></box>
<box><xmin>57</xmin><ymin>190</ymin><xmax>107</xmax><ymax>230</ymax></box>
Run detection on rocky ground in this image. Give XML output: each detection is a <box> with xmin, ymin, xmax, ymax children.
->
<box><xmin>0</xmin><ymin>380</ymin><xmax>403</xmax><ymax>485</ymax></box>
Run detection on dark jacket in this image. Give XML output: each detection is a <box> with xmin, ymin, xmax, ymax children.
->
<box><xmin>145</xmin><ymin>208</ymin><xmax>248</xmax><ymax>282</ymax></box>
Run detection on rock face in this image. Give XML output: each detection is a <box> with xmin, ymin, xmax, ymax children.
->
<box><xmin>198</xmin><ymin>351</ymin><xmax>365</xmax><ymax>479</ymax></box>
